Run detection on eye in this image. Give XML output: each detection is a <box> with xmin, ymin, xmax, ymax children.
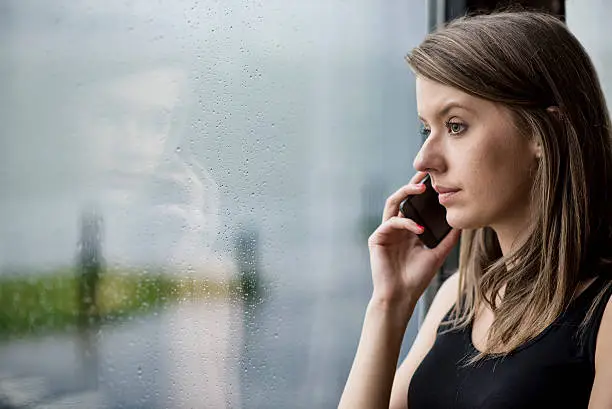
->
<box><xmin>445</xmin><ymin>119</ymin><xmax>467</xmax><ymax>135</ymax></box>
<box><xmin>419</xmin><ymin>123</ymin><xmax>431</xmax><ymax>138</ymax></box>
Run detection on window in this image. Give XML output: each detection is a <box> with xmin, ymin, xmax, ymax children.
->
<box><xmin>0</xmin><ymin>1</ymin><xmax>427</xmax><ymax>407</ymax></box>
<box><xmin>567</xmin><ymin>1</ymin><xmax>612</xmax><ymax>105</ymax></box>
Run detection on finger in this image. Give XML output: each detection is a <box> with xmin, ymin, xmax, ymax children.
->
<box><xmin>409</xmin><ymin>171</ymin><xmax>428</xmax><ymax>185</ymax></box>
<box><xmin>387</xmin><ymin>216</ymin><xmax>425</xmax><ymax>234</ymax></box>
<box><xmin>370</xmin><ymin>216</ymin><xmax>424</xmax><ymax>245</ymax></box>
<box><xmin>382</xmin><ymin>183</ymin><xmax>426</xmax><ymax>222</ymax></box>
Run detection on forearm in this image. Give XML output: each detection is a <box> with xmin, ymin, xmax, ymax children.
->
<box><xmin>338</xmin><ymin>297</ymin><xmax>416</xmax><ymax>409</ymax></box>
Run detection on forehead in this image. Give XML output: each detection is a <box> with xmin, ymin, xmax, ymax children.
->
<box><xmin>416</xmin><ymin>76</ymin><xmax>486</xmax><ymax>119</ymax></box>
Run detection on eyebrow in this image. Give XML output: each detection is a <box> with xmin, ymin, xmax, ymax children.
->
<box><xmin>417</xmin><ymin>101</ymin><xmax>475</xmax><ymax>122</ymax></box>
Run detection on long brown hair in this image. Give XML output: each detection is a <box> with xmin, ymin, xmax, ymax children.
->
<box><xmin>406</xmin><ymin>10</ymin><xmax>612</xmax><ymax>360</ymax></box>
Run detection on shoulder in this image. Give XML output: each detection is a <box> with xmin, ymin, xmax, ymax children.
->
<box><xmin>425</xmin><ymin>272</ymin><xmax>461</xmax><ymax>332</ymax></box>
<box><xmin>595</xmin><ymin>281</ymin><xmax>612</xmax><ymax>368</ymax></box>
<box><xmin>437</xmin><ymin>272</ymin><xmax>460</xmax><ymax>307</ymax></box>
<box><xmin>590</xmin><ymin>281</ymin><xmax>612</xmax><ymax>407</ymax></box>
<box><xmin>389</xmin><ymin>272</ymin><xmax>460</xmax><ymax>409</ymax></box>
<box><xmin>439</xmin><ymin>271</ymin><xmax>460</xmax><ymax>295</ymax></box>
<box><xmin>403</xmin><ymin>271</ymin><xmax>460</xmax><ymax>355</ymax></box>
<box><xmin>436</xmin><ymin>272</ymin><xmax>460</xmax><ymax>308</ymax></box>
<box><xmin>401</xmin><ymin>272</ymin><xmax>460</xmax><ymax>354</ymax></box>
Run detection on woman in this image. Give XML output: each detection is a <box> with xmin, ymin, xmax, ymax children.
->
<box><xmin>339</xmin><ymin>10</ymin><xmax>612</xmax><ymax>409</ymax></box>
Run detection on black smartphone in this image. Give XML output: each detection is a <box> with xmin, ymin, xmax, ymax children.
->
<box><xmin>399</xmin><ymin>174</ymin><xmax>452</xmax><ymax>248</ymax></box>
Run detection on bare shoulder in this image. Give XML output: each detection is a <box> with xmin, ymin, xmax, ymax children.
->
<box><xmin>389</xmin><ymin>272</ymin><xmax>460</xmax><ymax>409</ymax></box>
<box><xmin>414</xmin><ymin>271</ymin><xmax>461</xmax><ymax>349</ymax></box>
<box><xmin>590</xmin><ymin>283</ymin><xmax>612</xmax><ymax>407</ymax></box>
<box><xmin>427</xmin><ymin>272</ymin><xmax>461</xmax><ymax>325</ymax></box>
<box><xmin>594</xmin><ymin>284</ymin><xmax>612</xmax><ymax>369</ymax></box>
<box><xmin>595</xmin><ymin>286</ymin><xmax>612</xmax><ymax>369</ymax></box>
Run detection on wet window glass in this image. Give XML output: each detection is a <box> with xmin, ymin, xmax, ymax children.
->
<box><xmin>1</xmin><ymin>1</ymin><xmax>427</xmax><ymax>407</ymax></box>
<box><xmin>567</xmin><ymin>1</ymin><xmax>612</xmax><ymax>108</ymax></box>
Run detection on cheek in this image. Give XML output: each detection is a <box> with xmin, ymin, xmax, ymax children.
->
<box><xmin>470</xmin><ymin>160</ymin><xmax>529</xmax><ymax>207</ymax></box>
<box><xmin>465</xmin><ymin>149</ymin><xmax>534</xmax><ymax>220</ymax></box>
<box><xmin>461</xmin><ymin>144</ymin><xmax>505</xmax><ymax>200</ymax></box>
<box><xmin>470</xmin><ymin>130</ymin><xmax>532</xmax><ymax>189</ymax></box>
<box><xmin>449</xmin><ymin>143</ymin><xmax>529</xmax><ymax>224</ymax></box>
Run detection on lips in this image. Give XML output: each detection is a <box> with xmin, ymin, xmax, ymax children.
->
<box><xmin>433</xmin><ymin>185</ymin><xmax>460</xmax><ymax>194</ymax></box>
<box><xmin>433</xmin><ymin>184</ymin><xmax>461</xmax><ymax>206</ymax></box>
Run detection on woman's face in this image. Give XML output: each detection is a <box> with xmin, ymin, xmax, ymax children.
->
<box><xmin>414</xmin><ymin>77</ymin><xmax>541</xmax><ymax>232</ymax></box>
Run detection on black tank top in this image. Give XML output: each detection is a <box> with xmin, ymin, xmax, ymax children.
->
<box><xmin>408</xmin><ymin>274</ymin><xmax>612</xmax><ymax>409</ymax></box>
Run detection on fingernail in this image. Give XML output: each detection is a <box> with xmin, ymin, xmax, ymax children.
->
<box><xmin>416</xmin><ymin>224</ymin><xmax>425</xmax><ymax>231</ymax></box>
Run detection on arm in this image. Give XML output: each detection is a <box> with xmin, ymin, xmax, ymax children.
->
<box><xmin>339</xmin><ymin>171</ymin><xmax>461</xmax><ymax>409</ymax></box>
<box><xmin>338</xmin><ymin>296</ymin><xmax>417</xmax><ymax>409</ymax></box>
<box><xmin>389</xmin><ymin>272</ymin><xmax>459</xmax><ymax>409</ymax></box>
<box><xmin>338</xmin><ymin>272</ymin><xmax>459</xmax><ymax>409</ymax></box>
<box><xmin>588</xmin><ymin>294</ymin><xmax>612</xmax><ymax>408</ymax></box>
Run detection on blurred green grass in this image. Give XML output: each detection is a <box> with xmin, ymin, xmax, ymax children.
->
<box><xmin>0</xmin><ymin>268</ymin><xmax>254</xmax><ymax>340</ymax></box>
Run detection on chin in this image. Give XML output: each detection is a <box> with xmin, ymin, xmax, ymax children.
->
<box><xmin>445</xmin><ymin>209</ymin><xmax>483</xmax><ymax>230</ymax></box>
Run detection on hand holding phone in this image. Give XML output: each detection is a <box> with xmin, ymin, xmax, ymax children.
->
<box><xmin>399</xmin><ymin>174</ymin><xmax>452</xmax><ymax>248</ymax></box>
<box><xmin>366</xmin><ymin>171</ymin><xmax>460</xmax><ymax>311</ymax></box>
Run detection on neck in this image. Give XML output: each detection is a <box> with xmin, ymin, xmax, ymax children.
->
<box><xmin>491</xmin><ymin>216</ymin><xmax>533</xmax><ymax>259</ymax></box>
<box><xmin>482</xmin><ymin>220</ymin><xmax>528</xmax><ymax>307</ymax></box>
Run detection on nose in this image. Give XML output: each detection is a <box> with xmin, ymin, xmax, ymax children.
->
<box><xmin>413</xmin><ymin>136</ymin><xmax>445</xmax><ymax>173</ymax></box>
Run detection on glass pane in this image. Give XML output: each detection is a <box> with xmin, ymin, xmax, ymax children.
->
<box><xmin>567</xmin><ymin>0</ymin><xmax>612</xmax><ymax>108</ymax></box>
<box><xmin>0</xmin><ymin>1</ymin><xmax>427</xmax><ymax>407</ymax></box>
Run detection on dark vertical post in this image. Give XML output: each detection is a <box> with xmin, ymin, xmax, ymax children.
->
<box><xmin>75</xmin><ymin>206</ymin><xmax>104</xmax><ymax>390</ymax></box>
<box><xmin>233</xmin><ymin>227</ymin><xmax>262</xmax><ymax>304</ymax></box>
<box><xmin>76</xmin><ymin>207</ymin><xmax>104</xmax><ymax>328</ymax></box>
<box><xmin>461</xmin><ymin>0</ymin><xmax>564</xmax><ymax>19</ymax></box>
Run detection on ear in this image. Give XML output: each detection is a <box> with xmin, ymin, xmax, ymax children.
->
<box><xmin>533</xmin><ymin>141</ymin><xmax>543</xmax><ymax>160</ymax></box>
<box><xmin>530</xmin><ymin>129</ymin><xmax>544</xmax><ymax>160</ymax></box>
<box><xmin>533</xmin><ymin>106</ymin><xmax>562</xmax><ymax>160</ymax></box>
